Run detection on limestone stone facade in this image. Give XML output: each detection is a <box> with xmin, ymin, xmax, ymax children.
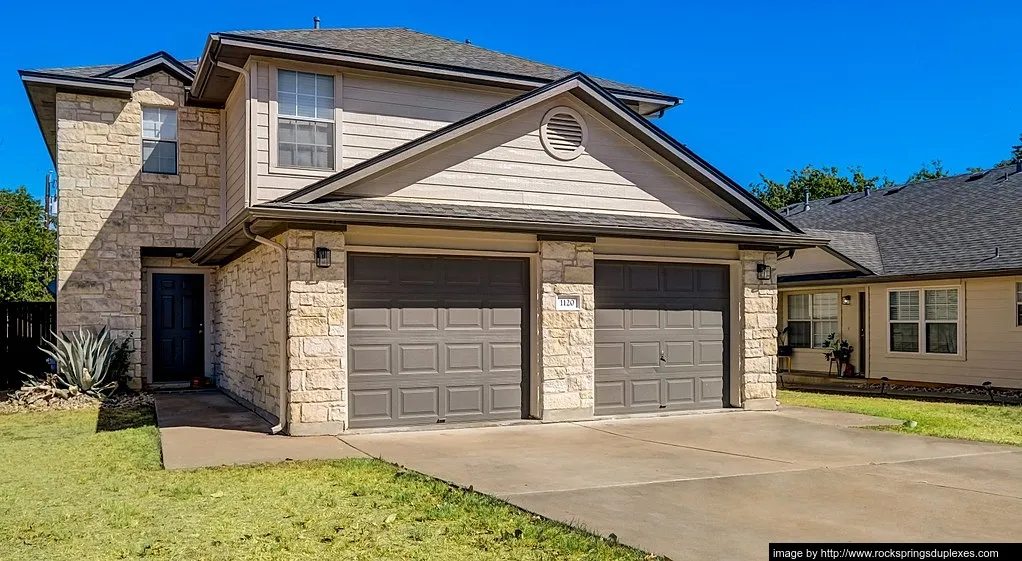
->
<box><xmin>55</xmin><ymin>71</ymin><xmax>221</xmax><ymax>387</ymax></box>
<box><xmin>212</xmin><ymin>242</ymin><xmax>282</xmax><ymax>421</ymax></box>
<box><xmin>738</xmin><ymin>250</ymin><xmax>779</xmax><ymax>410</ymax></box>
<box><xmin>284</xmin><ymin>230</ymin><xmax>347</xmax><ymax>435</ymax></box>
<box><xmin>538</xmin><ymin>240</ymin><xmax>595</xmax><ymax>421</ymax></box>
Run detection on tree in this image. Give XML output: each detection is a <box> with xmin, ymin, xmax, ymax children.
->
<box><xmin>992</xmin><ymin>132</ymin><xmax>1022</xmax><ymax>168</ymax></box>
<box><xmin>905</xmin><ymin>159</ymin><xmax>950</xmax><ymax>183</ymax></box>
<box><xmin>0</xmin><ymin>187</ymin><xmax>56</xmax><ymax>302</ymax></box>
<box><xmin>750</xmin><ymin>164</ymin><xmax>887</xmax><ymax>210</ymax></box>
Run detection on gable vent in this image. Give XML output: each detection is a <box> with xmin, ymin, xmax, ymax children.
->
<box><xmin>540</xmin><ymin>107</ymin><xmax>588</xmax><ymax>160</ymax></box>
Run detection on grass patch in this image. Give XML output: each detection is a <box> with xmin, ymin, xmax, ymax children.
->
<box><xmin>0</xmin><ymin>407</ymin><xmax>657</xmax><ymax>561</ymax></box>
<box><xmin>779</xmin><ymin>389</ymin><xmax>1022</xmax><ymax>446</ymax></box>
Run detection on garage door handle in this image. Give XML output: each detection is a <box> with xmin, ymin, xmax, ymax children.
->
<box><xmin>659</xmin><ymin>348</ymin><xmax>667</xmax><ymax>363</ymax></box>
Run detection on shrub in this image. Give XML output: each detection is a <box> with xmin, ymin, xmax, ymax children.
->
<box><xmin>38</xmin><ymin>327</ymin><xmax>120</xmax><ymax>397</ymax></box>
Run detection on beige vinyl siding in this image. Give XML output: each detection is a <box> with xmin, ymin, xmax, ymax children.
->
<box><xmin>867</xmin><ymin>276</ymin><xmax>1022</xmax><ymax>388</ymax></box>
<box><xmin>777</xmin><ymin>247</ymin><xmax>857</xmax><ymax>276</ymax></box>
<box><xmin>779</xmin><ymin>286</ymin><xmax>864</xmax><ymax>374</ymax></box>
<box><xmin>342</xmin><ymin>95</ymin><xmax>748</xmax><ymax>220</ymax></box>
<box><xmin>250</xmin><ymin>62</ymin><xmax>517</xmax><ymax>203</ymax></box>
<box><xmin>223</xmin><ymin>78</ymin><xmax>247</xmax><ymax>220</ymax></box>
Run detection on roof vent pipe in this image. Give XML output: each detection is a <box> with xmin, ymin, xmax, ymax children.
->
<box><xmin>803</xmin><ymin>188</ymin><xmax>810</xmax><ymax>212</ymax></box>
<box><xmin>313</xmin><ymin>16</ymin><xmax>320</xmax><ymax>29</ymax></box>
<box><xmin>1016</xmin><ymin>160</ymin><xmax>1021</xmax><ymax>174</ymax></box>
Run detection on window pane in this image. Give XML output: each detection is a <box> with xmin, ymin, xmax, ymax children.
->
<box><xmin>788</xmin><ymin>321</ymin><xmax>811</xmax><ymax>348</ymax></box>
<box><xmin>277</xmin><ymin>118</ymin><xmax>333</xmax><ymax>170</ymax></box>
<box><xmin>788</xmin><ymin>294</ymin><xmax>810</xmax><ymax>321</ymax></box>
<box><xmin>297</xmin><ymin>72</ymin><xmax>316</xmax><ymax>95</ymax></box>
<box><xmin>889</xmin><ymin>290</ymin><xmax>919</xmax><ymax>321</ymax></box>
<box><xmin>142</xmin><ymin>140</ymin><xmax>176</xmax><ymax>174</ymax></box>
<box><xmin>812</xmin><ymin>293</ymin><xmax>839</xmax><ymax>320</ymax></box>
<box><xmin>142</xmin><ymin>107</ymin><xmax>177</xmax><ymax>141</ymax></box>
<box><xmin>278</xmin><ymin>70</ymin><xmax>297</xmax><ymax>93</ymax></box>
<box><xmin>890</xmin><ymin>322</ymin><xmax>919</xmax><ymax>352</ymax></box>
<box><xmin>813</xmin><ymin>320</ymin><xmax>838</xmax><ymax>348</ymax></box>
<box><xmin>926</xmin><ymin>323</ymin><xmax>957</xmax><ymax>354</ymax></box>
<box><xmin>925</xmin><ymin>289</ymin><xmax>958</xmax><ymax>321</ymax></box>
<box><xmin>278</xmin><ymin>92</ymin><xmax>298</xmax><ymax>117</ymax></box>
<box><xmin>278</xmin><ymin>143</ymin><xmax>294</xmax><ymax>167</ymax></box>
<box><xmin>296</xmin><ymin>94</ymin><xmax>317</xmax><ymax>118</ymax></box>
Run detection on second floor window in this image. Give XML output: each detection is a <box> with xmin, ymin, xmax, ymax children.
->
<box><xmin>277</xmin><ymin>70</ymin><xmax>334</xmax><ymax>170</ymax></box>
<box><xmin>142</xmin><ymin>107</ymin><xmax>177</xmax><ymax>174</ymax></box>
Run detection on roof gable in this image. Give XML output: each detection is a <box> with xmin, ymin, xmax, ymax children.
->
<box><xmin>98</xmin><ymin>51</ymin><xmax>195</xmax><ymax>84</ymax></box>
<box><xmin>277</xmin><ymin>73</ymin><xmax>797</xmax><ymax>232</ymax></box>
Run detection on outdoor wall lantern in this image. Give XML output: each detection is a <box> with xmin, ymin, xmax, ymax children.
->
<box><xmin>842</xmin><ymin>295</ymin><xmax>852</xmax><ymax>305</ymax></box>
<box><xmin>315</xmin><ymin>247</ymin><xmax>331</xmax><ymax>268</ymax></box>
<box><xmin>756</xmin><ymin>263</ymin><xmax>773</xmax><ymax>281</ymax></box>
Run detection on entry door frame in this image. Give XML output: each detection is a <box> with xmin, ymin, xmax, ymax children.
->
<box><xmin>145</xmin><ymin>268</ymin><xmax>213</xmax><ymax>386</ymax></box>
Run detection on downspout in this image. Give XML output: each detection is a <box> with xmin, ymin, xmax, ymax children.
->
<box><xmin>216</xmin><ymin>60</ymin><xmax>252</xmax><ymax>209</ymax></box>
<box><xmin>242</xmin><ymin>222</ymin><xmax>288</xmax><ymax>435</ymax></box>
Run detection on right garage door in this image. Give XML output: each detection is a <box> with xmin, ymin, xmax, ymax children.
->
<box><xmin>594</xmin><ymin>261</ymin><xmax>729</xmax><ymax>415</ymax></box>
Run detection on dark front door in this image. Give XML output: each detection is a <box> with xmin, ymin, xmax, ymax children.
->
<box><xmin>152</xmin><ymin>273</ymin><xmax>205</xmax><ymax>383</ymax></box>
<box><xmin>858</xmin><ymin>291</ymin><xmax>867</xmax><ymax>376</ymax></box>
<box><xmin>594</xmin><ymin>261</ymin><xmax>730</xmax><ymax>415</ymax></box>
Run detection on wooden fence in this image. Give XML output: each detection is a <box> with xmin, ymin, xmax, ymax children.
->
<box><xmin>1</xmin><ymin>302</ymin><xmax>56</xmax><ymax>389</ymax></box>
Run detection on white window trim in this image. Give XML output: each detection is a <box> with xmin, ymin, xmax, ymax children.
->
<box><xmin>140</xmin><ymin>105</ymin><xmax>179</xmax><ymax>176</ymax></box>
<box><xmin>787</xmin><ymin>291</ymin><xmax>840</xmax><ymax>349</ymax></box>
<box><xmin>268</xmin><ymin>64</ymin><xmax>344</xmax><ymax>177</ymax></box>
<box><xmin>886</xmin><ymin>286</ymin><xmax>964</xmax><ymax>356</ymax></box>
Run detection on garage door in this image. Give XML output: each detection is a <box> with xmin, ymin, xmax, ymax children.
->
<box><xmin>594</xmin><ymin>261</ymin><xmax>729</xmax><ymax>415</ymax></box>
<box><xmin>347</xmin><ymin>254</ymin><xmax>528</xmax><ymax>428</ymax></box>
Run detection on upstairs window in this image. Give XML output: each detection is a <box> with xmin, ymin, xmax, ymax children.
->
<box><xmin>277</xmin><ymin>70</ymin><xmax>334</xmax><ymax>170</ymax></box>
<box><xmin>787</xmin><ymin>292</ymin><xmax>839</xmax><ymax>348</ymax></box>
<box><xmin>141</xmin><ymin>107</ymin><xmax>177</xmax><ymax>174</ymax></box>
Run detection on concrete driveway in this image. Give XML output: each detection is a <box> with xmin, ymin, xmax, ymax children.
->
<box><xmin>342</xmin><ymin>408</ymin><xmax>1022</xmax><ymax>560</ymax></box>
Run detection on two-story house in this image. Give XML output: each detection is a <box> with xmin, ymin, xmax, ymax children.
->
<box><xmin>20</xmin><ymin>27</ymin><xmax>821</xmax><ymax>435</ymax></box>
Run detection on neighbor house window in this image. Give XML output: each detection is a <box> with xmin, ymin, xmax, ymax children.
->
<box><xmin>787</xmin><ymin>292</ymin><xmax>839</xmax><ymax>348</ymax></box>
<box><xmin>1017</xmin><ymin>282</ymin><xmax>1022</xmax><ymax>327</ymax></box>
<box><xmin>889</xmin><ymin>288</ymin><xmax>959</xmax><ymax>354</ymax></box>
<box><xmin>141</xmin><ymin>107</ymin><xmax>177</xmax><ymax>174</ymax></box>
<box><xmin>277</xmin><ymin>70</ymin><xmax>334</xmax><ymax>170</ymax></box>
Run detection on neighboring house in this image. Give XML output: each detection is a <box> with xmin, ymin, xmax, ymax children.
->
<box><xmin>775</xmin><ymin>165</ymin><xmax>1022</xmax><ymax>388</ymax></box>
<box><xmin>20</xmin><ymin>27</ymin><xmax>819</xmax><ymax>435</ymax></box>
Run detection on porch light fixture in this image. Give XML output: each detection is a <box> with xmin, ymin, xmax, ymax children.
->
<box><xmin>842</xmin><ymin>295</ymin><xmax>852</xmax><ymax>305</ymax></box>
<box><xmin>756</xmin><ymin>263</ymin><xmax>773</xmax><ymax>281</ymax></box>
<box><xmin>315</xmin><ymin>247</ymin><xmax>331</xmax><ymax>268</ymax></box>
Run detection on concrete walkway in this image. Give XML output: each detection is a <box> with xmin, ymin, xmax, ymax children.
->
<box><xmin>155</xmin><ymin>394</ymin><xmax>1022</xmax><ymax>559</ymax></box>
<box><xmin>155</xmin><ymin>391</ymin><xmax>363</xmax><ymax>469</ymax></box>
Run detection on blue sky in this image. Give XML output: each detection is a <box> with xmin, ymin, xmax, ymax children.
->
<box><xmin>1</xmin><ymin>0</ymin><xmax>1020</xmax><ymax>199</ymax></box>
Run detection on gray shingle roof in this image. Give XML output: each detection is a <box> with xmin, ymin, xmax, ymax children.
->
<box><xmin>784</xmin><ymin>166</ymin><xmax>1022</xmax><ymax>277</ymax></box>
<box><xmin>258</xmin><ymin>198</ymin><xmax>799</xmax><ymax>240</ymax></box>
<box><xmin>27</xmin><ymin>59</ymin><xmax>198</xmax><ymax>80</ymax></box>
<box><xmin>223</xmin><ymin>27</ymin><xmax>673</xmax><ymax>99</ymax></box>
<box><xmin>802</xmin><ymin>228</ymin><xmax>884</xmax><ymax>274</ymax></box>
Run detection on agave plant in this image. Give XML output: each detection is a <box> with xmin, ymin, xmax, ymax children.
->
<box><xmin>38</xmin><ymin>327</ymin><xmax>120</xmax><ymax>397</ymax></box>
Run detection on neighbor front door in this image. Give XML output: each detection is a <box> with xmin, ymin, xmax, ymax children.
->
<box><xmin>152</xmin><ymin>273</ymin><xmax>204</xmax><ymax>383</ymax></box>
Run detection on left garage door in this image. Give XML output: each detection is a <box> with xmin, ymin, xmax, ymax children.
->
<box><xmin>347</xmin><ymin>254</ymin><xmax>528</xmax><ymax>429</ymax></box>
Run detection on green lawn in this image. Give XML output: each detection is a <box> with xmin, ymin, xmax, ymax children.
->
<box><xmin>0</xmin><ymin>406</ymin><xmax>655</xmax><ymax>561</ymax></box>
<box><xmin>779</xmin><ymin>389</ymin><xmax>1022</xmax><ymax>446</ymax></box>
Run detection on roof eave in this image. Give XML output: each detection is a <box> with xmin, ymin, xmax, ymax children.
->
<box><xmin>190</xmin><ymin>33</ymin><xmax>681</xmax><ymax>108</ymax></box>
<box><xmin>193</xmin><ymin>206</ymin><xmax>825</xmax><ymax>266</ymax></box>
<box><xmin>18</xmin><ymin>71</ymin><xmax>135</xmax><ymax>95</ymax></box>
<box><xmin>778</xmin><ymin>267</ymin><xmax>1022</xmax><ymax>288</ymax></box>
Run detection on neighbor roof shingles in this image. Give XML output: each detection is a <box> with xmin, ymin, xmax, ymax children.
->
<box><xmin>27</xmin><ymin>60</ymin><xmax>198</xmax><ymax>80</ymax></box>
<box><xmin>222</xmin><ymin>27</ymin><xmax>674</xmax><ymax>99</ymax></box>
<box><xmin>785</xmin><ymin>166</ymin><xmax>1022</xmax><ymax>277</ymax></box>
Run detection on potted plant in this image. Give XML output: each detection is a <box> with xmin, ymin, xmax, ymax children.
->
<box><xmin>822</xmin><ymin>333</ymin><xmax>854</xmax><ymax>377</ymax></box>
<box><xmin>778</xmin><ymin>326</ymin><xmax>793</xmax><ymax>357</ymax></box>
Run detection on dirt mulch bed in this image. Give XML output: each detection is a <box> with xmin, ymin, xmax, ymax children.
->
<box><xmin>0</xmin><ymin>390</ymin><xmax>154</xmax><ymax>415</ymax></box>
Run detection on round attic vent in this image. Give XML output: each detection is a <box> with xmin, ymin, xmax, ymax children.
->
<box><xmin>540</xmin><ymin>107</ymin><xmax>588</xmax><ymax>160</ymax></box>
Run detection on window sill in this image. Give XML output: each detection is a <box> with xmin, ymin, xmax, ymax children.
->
<box><xmin>269</xmin><ymin>165</ymin><xmax>335</xmax><ymax>178</ymax></box>
<box><xmin>140</xmin><ymin>172</ymin><xmax>180</xmax><ymax>184</ymax></box>
<box><xmin>883</xmin><ymin>351</ymin><xmax>967</xmax><ymax>362</ymax></box>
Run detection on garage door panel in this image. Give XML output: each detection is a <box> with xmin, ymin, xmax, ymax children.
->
<box><xmin>350</xmin><ymin>388</ymin><xmax>393</xmax><ymax>422</ymax></box>
<box><xmin>595</xmin><ymin>261</ymin><xmax>729</xmax><ymax>415</ymax></box>
<box><xmin>349</xmin><ymin>344</ymin><xmax>392</xmax><ymax>376</ymax></box>
<box><xmin>398</xmin><ymin>387</ymin><xmax>440</xmax><ymax>419</ymax></box>
<box><xmin>398</xmin><ymin>344</ymin><xmax>439</xmax><ymax>375</ymax></box>
<box><xmin>631</xmin><ymin>379</ymin><xmax>661</xmax><ymax>406</ymax></box>
<box><xmin>665</xmin><ymin>378</ymin><xmax>695</xmax><ymax>405</ymax></box>
<box><xmin>348</xmin><ymin>254</ymin><xmax>527</xmax><ymax>428</ymax></box>
<box><xmin>595</xmin><ymin>380</ymin><xmax>626</xmax><ymax>409</ymax></box>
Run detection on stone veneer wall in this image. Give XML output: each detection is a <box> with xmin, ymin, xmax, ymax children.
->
<box><xmin>739</xmin><ymin>250</ymin><xmax>779</xmax><ymax>409</ymax></box>
<box><xmin>284</xmin><ymin>230</ymin><xmax>347</xmax><ymax>436</ymax></box>
<box><xmin>537</xmin><ymin>241</ymin><xmax>595</xmax><ymax>421</ymax></box>
<box><xmin>55</xmin><ymin>71</ymin><xmax>221</xmax><ymax>387</ymax></box>
<box><xmin>212</xmin><ymin>242</ymin><xmax>282</xmax><ymax>421</ymax></box>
